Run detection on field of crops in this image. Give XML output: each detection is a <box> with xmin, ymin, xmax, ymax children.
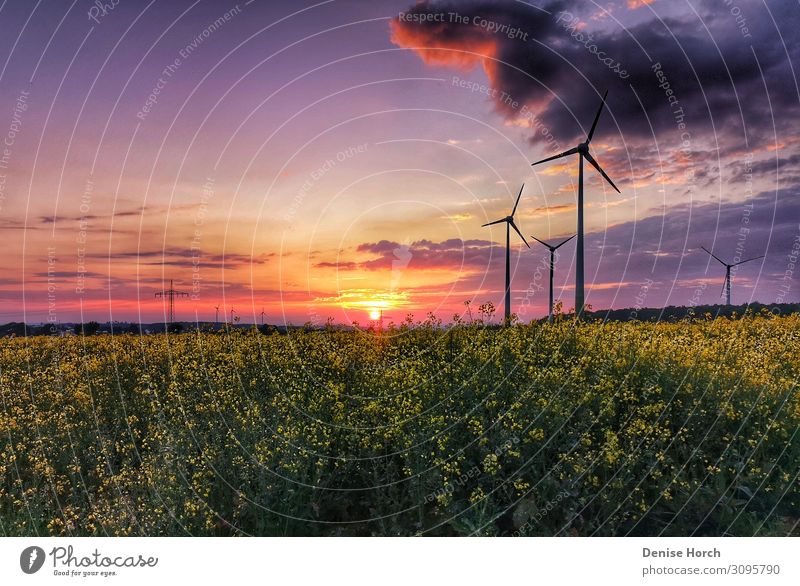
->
<box><xmin>0</xmin><ymin>313</ymin><xmax>798</xmax><ymax>536</ymax></box>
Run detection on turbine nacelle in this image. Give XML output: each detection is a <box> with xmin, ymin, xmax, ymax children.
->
<box><xmin>701</xmin><ymin>246</ymin><xmax>764</xmax><ymax>269</ymax></box>
<box><xmin>700</xmin><ymin>246</ymin><xmax>765</xmax><ymax>304</ymax></box>
<box><xmin>531</xmin><ymin>91</ymin><xmax>619</xmax><ymax>194</ymax></box>
<box><xmin>531</xmin><ymin>234</ymin><xmax>576</xmax><ymax>252</ymax></box>
<box><xmin>481</xmin><ymin>184</ymin><xmax>530</xmax><ymax>248</ymax></box>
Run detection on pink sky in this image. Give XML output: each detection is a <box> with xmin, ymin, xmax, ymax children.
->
<box><xmin>0</xmin><ymin>0</ymin><xmax>798</xmax><ymax>325</ymax></box>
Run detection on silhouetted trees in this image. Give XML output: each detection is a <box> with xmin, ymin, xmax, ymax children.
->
<box><xmin>74</xmin><ymin>321</ymin><xmax>100</xmax><ymax>336</ymax></box>
<box><xmin>167</xmin><ymin>322</ymin><xmax>184</xmax><ymax>334</ymax></box>
<box><xmin>581</xmin><ymin>302</ymin><xmax>799</xmax><ymax>323</ymax></box>
<box><xmin>0</xmin><ymin>322</ymin><xmax>28</xmax><ymax>337</ymax></box>
<box><xmin>126</xmin><ymin>323</ymin><xmax>143</xmax><ymax>335</ymax></box>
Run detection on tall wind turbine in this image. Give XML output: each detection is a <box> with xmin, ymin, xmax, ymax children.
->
<box><xmin>482</xmin><ymin>184</ymin><xmax>530</xmax><ymax>324</ymax></box>
<box><xmin>531</xmin><ymin>234</ymin><xmax>576</xmax><ymax>323</ymax></box>
<box><xmin>701</xmin><ymin>247</ymin><xmax>764</xmax><ymax>305</ymax></box>
<box><xmin>531</xmin><ymin>90</ymin><xmax>620</xmax><ymax>317</ymax></box>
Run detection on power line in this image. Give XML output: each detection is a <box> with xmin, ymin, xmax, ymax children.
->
<box><xmin>154</xmin><ymin>279</ymin><xmax>189</xmax><ymax>324</ymax></box>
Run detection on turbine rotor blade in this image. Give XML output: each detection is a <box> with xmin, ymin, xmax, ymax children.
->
<box><xmin>701</xmin><ymin>246</ymin><xmax>727</xmax><ymax>266</ymax></box>
<box><xmin>482</xmin><ymin>218</ymin><xmax>507</xmax><ymax>227</ymax></box>
<box><xmin>734</xmin><ymin>254</ymin><xmax>765</xmax><ymax>266</ymax></box>
<box><xmin>553</xmin><ymin>234</ymin><xmax>577</xmax><ymax>249</ymax></box>
<box><xmin>509</xmin><ymin>219</ymin><xmax>530</xmax><ymax>248</ymax></box>
<box><xmin>511</xmin><ymin>184</ymin><xmax>524</xmax><ymax>217</ymax></box>
<box><xmin>587</xmin><ymin>90</ymin><xmax>609</xmax><ymax>143</ymax></box>
<box><xmin>531</xmin><ymin>146</ymin><xmax>579</xmax><ymax>167</ymax></box>
<box><xmin>583</xmin><ymin>151</ymin><xmax>620</xmax><ymax>193</ymax></box>
<box><xmin>529</xmin><ymin>235</ymin><xmax>552</xmax><ymax>249</ymax></box>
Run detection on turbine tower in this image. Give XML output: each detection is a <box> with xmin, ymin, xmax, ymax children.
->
<box><xmin>701</xmin><ymin>247</ymin><xmax>764</xmax><ymax>305</ymax></box>
<box><xmin>532</xmin><ymin>91</ymin><xmax>620</xmax><ymax>317</ymax></box>
<box><xmin>531</xmin><ymin>234</ymin><xmax>576</xmax><ymax>323</ymax></box>
<box><xmin>155</xmin><ymin>279</ymin><xmax>189</xmax><ymax>325</ymax></box>
<box><xmin>482</xmin><ymin>184</ymin><xmax>530</xmax><ymax>324</ymax></box>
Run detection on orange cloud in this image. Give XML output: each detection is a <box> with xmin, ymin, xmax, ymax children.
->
<box><xmin>627</xmin><ymin>0</ymin><xmax>655</xmax><ymax>8</ymax></box>
<box><xmin>389</xmin><ymin>19</ymin><xmax>495</xmax><ymax>71</ymax></box>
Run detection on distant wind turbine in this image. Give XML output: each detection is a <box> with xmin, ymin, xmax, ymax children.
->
<box><xmin>701</xmin><ymin>247</ymin><xmax>764</xmax><ymax>305</ymax></box>
<box><xmin>532</xmin><ymin>90</ymin><xmax>620</xmax><ymax>317</ymax></box>
<box><xmin>531</xmin><ymin>234</ymin><xmax>576</xmax><ymax>323</ymax></box>
<box><xmin>482</xmin><ymin>184</ymin><xmax>530</xmax><ymax>324</ymax></box>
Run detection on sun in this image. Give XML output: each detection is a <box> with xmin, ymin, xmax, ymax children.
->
<box><xmin>369</xmin><ymin>309</ymin><xmax>381</xmax><ymax>321</ymax></box>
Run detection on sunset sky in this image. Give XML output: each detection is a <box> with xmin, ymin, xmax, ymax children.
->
<box><xmin>0</xmin><ymin>0</ymin><xmax>798</xmax><ymax>325</ymax></box>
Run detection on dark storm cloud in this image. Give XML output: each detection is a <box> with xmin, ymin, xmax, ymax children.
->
<box><xmin>730</xmin><ymin>153</ymin><xmax>800</xmax><ymax>183</ymax></box>
<box><xmin>321</xmin><ymin>238</ymin><xmax>501</xmax><ymax>271</ymax></box>
<box><xmin>356</xmin><ymin>240</ymin><xmax>402</xmax><ymax>255</ymax></box>
<box><xmin>391</xmin><ymin>0</ymin><xmax>800</xmax><ymax>150</ymax></box>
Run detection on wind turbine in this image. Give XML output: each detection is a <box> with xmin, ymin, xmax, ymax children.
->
<box><xmin>482</xmin><ymin>184</ymin><xmax>530</xmax><ymax>324</ymax></box>
<box><xmin>701</xmin><ymin>247</ymin><xmax>764</xmax><ymax>305</ymax></box>
<box><xmin>531</xmin><ymin>90</ymin><xmax>620</xmax><ymax>317</ymax></box>
<box><xmin>531</xmin><ymin>234</ymin><xmax>576</xmax><ymax>323</ymax></box>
